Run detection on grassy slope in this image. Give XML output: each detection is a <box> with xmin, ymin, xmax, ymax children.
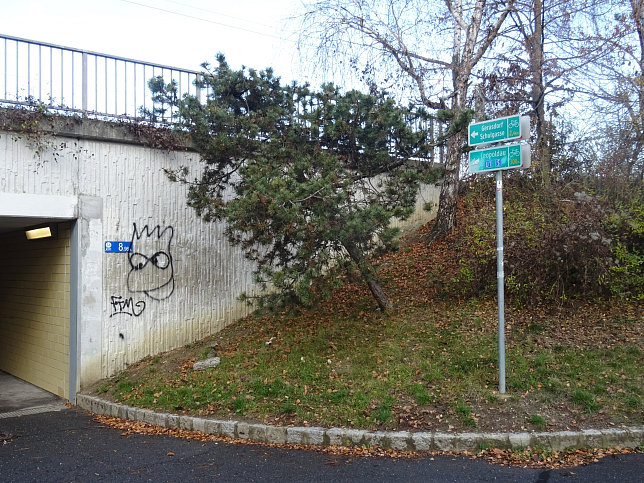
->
<box><xmin>89</xmin><ymin>216</ymin><xmax>643</xmax><ymax>434</ymax></box>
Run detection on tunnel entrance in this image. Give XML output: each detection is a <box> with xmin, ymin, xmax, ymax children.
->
<box><xmin>0</xmin><ymin>219</ymin><xmax>74</xmax><ymax>400</ymax></box>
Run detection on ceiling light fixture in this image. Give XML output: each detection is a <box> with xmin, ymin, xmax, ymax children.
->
<box><xmin>25</xmin><ymin>224</ymin><xmax>58</xmax><ymax>240</ymax></box>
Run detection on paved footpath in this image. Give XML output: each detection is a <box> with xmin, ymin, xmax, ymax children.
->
<box><xmin>1</xmin><ymin>407</ymin><xmax>643</xmax><ymax>482</ymax></box>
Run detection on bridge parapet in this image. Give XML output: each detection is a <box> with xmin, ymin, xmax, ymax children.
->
<box><xmin>1</xmin><ymin>34</ymin><xmax>202</xmax><ymax>122</ymax></box>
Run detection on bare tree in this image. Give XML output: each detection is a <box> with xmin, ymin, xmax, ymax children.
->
<box><xmin>585</xmin><ymin>0</ymin><xmax>644</xmax><ymax>184</ymax></box>
<box><xmin>300</xmin><ymin>0</ymin><xmax>516</xmax><ymax>241</ymax></box>
<box><xmin>476</xmin><ymin>0</ymin><xmax>612</xmax><ymax>186</ymax></box>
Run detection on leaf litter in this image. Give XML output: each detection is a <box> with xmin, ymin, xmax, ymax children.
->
<box><xmin>93</xmin><ymin>414</ymin><xmax>642</xmax><ymax>469</ymax></box>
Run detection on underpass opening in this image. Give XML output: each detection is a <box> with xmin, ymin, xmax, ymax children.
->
<box><xmin>0</xmin><ymin>220</ymin><xmax>74</xmax><ymax>400</ymax></box>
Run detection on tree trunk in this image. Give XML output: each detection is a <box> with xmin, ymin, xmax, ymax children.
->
<box><xmin>425</xmin><ymin>69</ymin><xmax>469</xmax><ymax>244</ymax></box>
<box><xmin>424</xmin><ymin>130</ymin><xmax>463</xmax><ymax>243</ymax></box>
<box><xmin>344</xmin><ymin>241</ymin><xmax>393</xmax><ymax>312</ymax></box>
<box><xmin>530</xmin><ymin>0</ymin><xmax>550</xmax><ymax>188</ymax></box>
<box><xmin>366</xmin><ymin>278</ymin><xmax>394</xmax><ymax>312</ymax></box>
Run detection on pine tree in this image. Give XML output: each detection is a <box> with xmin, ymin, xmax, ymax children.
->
<box><xmin>153</xmin><ymin>55</ymin><xmax>436</xmax><ymax>311</ymax></box>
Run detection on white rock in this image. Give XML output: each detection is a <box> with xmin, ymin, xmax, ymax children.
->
<box><xmin>193</xmin><ymin>357</ymin><xmax>221</xmax><ymax>370</ymax></box>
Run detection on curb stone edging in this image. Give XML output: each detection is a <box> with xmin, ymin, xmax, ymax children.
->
<box><xmin>76</xmin><ymin>394</ymin><xmax>644</xmax><ymax>452</ymax></box>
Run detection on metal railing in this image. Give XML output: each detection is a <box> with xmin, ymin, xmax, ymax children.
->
<box><xmin>0</xmin><ymin>34</ymin><xmax>445</xmax><ymax>162</ymax></box>
<box><xmin>0</xmin><ymin>34</ymin><xmax>202</xmax><ymax>121</ymax></box>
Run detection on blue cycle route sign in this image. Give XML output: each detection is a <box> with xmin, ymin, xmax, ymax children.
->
<box><xmin>468</xmin><ymin>143</ymin><xmax>531</xmax><ymax>174</ymax></box>
<box><xmin>468</xmin><ymin>114</ymin><xmax>529</xmax><ymax>147</ymax></box>
<box><xmin>105</xmin><ymin>241</ymin><xmax>132</xmax><ymax>253</ymax></box>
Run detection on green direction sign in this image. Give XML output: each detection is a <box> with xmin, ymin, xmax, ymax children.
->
<box><xmin>468</xmin><ymin>143</ymin><xmax>531</xmax><ymax>174</ymax></box>
<box><xmin>469</xmin><ymin>114</ymin><xmax>528</xmax><ymax>146</ymax></box>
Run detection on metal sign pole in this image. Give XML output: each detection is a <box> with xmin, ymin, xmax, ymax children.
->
<box><xmin>468</xmin><ymin>113</ymin><xmax>531</xmax><ymax>395</ymax></box>
<box><xmin>496</xmin><ymin>170</ymin><xmax>506</xmax><ymax>394</ymax></box>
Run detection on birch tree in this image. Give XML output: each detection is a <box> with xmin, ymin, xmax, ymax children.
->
<box><xmin>301</xmin><ymin>0</ymin><xmax>516</xmax><ymax>241</ymax></box>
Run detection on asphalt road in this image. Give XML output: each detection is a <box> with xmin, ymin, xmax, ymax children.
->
<box><xmin>1</xmin><ymin>408</ymin><xmax>642</xmax><ymax>482</ymax></box>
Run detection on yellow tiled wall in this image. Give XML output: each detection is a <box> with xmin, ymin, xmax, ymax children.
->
<box><xmin>0</xmin><ymin>223</ymin><xmax>71</xmax><ymax>398</ymax></box>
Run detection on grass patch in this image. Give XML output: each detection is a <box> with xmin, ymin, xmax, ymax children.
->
<box><xmin>529</xmin><ymin>414</ymin><xmax>547</xmax><ymax>430</ymax></box>
<box><xmin>95</xmin><ymin>300</ymin><xmax>643</xmax><ymax>433</ymax></box>
<box><xmin>571</xmin><ymin>389</ymin><xmax>601</xmax><ymax>413</ymax></box>
<box><xmin>372</xmin><ymin>396</ymin><xmax>396</xmax><ymax>425</ymax></box>
<box><xmin>114</xmin><ymin>378</ymin><xmax>135</xmax><ymax>396</ymax></box>
<box><xmin>410</xmin><ymin>383</ymin><xmax>434</xmax><ymax>405</ymax></box>
<box><xmin>95</xmin><ymin>383</ymin><xmax>110</xmax><ymax>394</ymax></box>
<box><xmin>94</xmin><ymin>299</ymin><xmax>643</xmax><ymax>433</ymax></box>
<box><xmin>90</xmin><ymin>231</ymin><xmax>643</xmax><ymax>433</ymax></box>
<box><xmin>454</xmin><ymin>399</ymin><xmax>476</xmax><ymax>427</ymax></box>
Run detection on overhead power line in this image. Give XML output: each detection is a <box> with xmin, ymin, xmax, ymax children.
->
<box><xmin>160</xmin><ymin>0</ymin><xmax>277</xmax><ymax>30</ymax></box>
<box><xmin>118</xmin><ymin>0</ymin><xmax>290</xmax><ymax>42</ymax></box>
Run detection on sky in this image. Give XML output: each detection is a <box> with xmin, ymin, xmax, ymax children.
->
<box><xmin>0</xmin><ymin>0</ymin><xmax>310</xmax><ymax>85</ymax></box>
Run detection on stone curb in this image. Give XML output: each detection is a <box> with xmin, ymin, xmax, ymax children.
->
<box><xmin>76</xmin><ymin>394</ymin><xmax>644</xmax><ymax>452</ymax></box>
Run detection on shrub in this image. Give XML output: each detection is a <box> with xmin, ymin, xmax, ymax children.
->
<box><xmin>453</xmin><ymin>178</ymin><xmax>614</xmax><ymax>306</ymax></box>
<box><xmin>602</xmin><ymin>187</ymin><xmax>644</xmax><ymax>300</ymax></box>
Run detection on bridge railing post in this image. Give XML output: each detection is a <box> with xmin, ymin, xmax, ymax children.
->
<box><xmin>81</xmin><ymin>51</ymin><xmax>88</xmax><ymax>116</ymax></box>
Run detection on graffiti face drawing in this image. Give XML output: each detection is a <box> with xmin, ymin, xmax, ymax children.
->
<box><xmin>127</xmin><ymin>224</ymin><xmax>175</xmax><ymax>301</ymax></box>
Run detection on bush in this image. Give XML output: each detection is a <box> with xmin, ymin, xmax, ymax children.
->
<box><xmin>452</xmin><ymin>177</ymin><xmax>614</xmax><ymax>306</ymax></box>
<box><xmin>602</xmin><ymin>186</ymin><xmax>644</xmax><ymax>300</ymax></box>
